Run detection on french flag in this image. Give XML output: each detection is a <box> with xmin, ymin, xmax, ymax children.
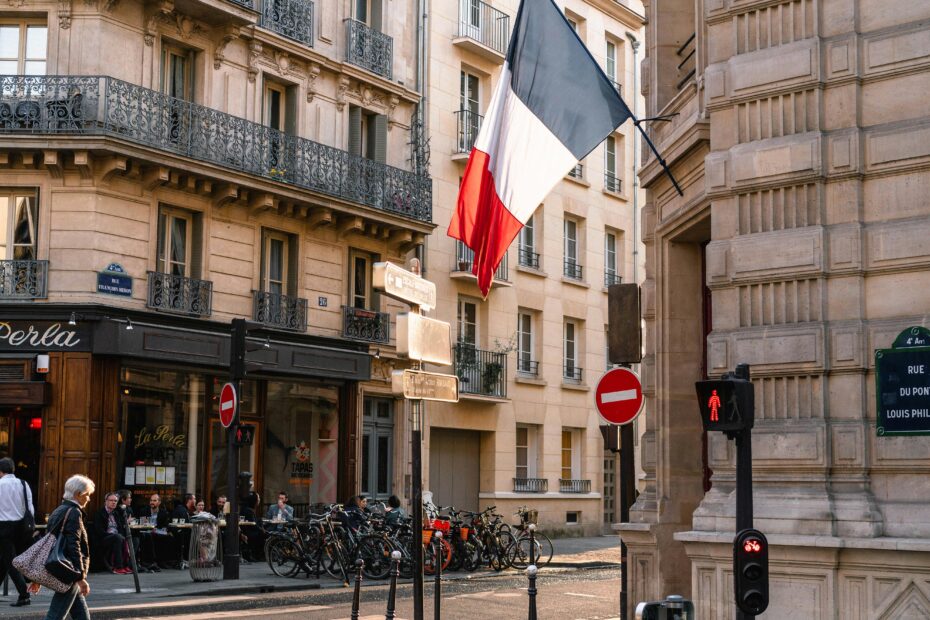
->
<box><xmin>448</xmin><ymin>0</ymin><xmax>633</xmax><ymax>298</ymax></box>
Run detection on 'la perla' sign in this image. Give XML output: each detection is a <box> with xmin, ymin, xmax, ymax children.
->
<box><xmin>0</xmin><ymin>321</ymin><xmax>88</xmax><ymax>351</ymax></box>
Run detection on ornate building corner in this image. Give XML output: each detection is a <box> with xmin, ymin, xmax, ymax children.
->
<box><xmin>306</xmin><ymin>62</ymin><xmax>321</xmax><ymax>102</ymax></box>
<box><xmin>213</xmin><ymin>25</ymin><xmax>240</xmax><ymax>70</ymax></box>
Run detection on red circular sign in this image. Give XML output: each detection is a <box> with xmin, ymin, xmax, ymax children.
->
<box><xmin>219</xmin><ymin>382</ymin><xmax>237</xmax><ymax>428</ymax></box>
<box><xmin>595</xmin><ymin>368</ymin><xmax>644</xmax><ymax>425</ymax></box>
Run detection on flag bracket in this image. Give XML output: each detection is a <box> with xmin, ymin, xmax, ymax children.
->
<box><xmin>631</xmin><ymin>114</ymin><xmax>685</xmax><ymax>197</ymax></box>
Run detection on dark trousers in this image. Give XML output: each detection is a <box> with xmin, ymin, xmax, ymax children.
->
<box><xmin>45</xmin><ymin>582</ymin><xmax>89</xmax><ymax>620</ymax></box>
<box><xmin>0</xmin><ymin>521</ymin><xmax>27</xmax><ymax>598</ymax></box>
<box><xmin>101</xmin><ymin>532</ymin><xmax>127</xmax><ymax>569</ymax></box>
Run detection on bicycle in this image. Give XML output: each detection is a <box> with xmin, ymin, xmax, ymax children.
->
<box><xmin>506</xmin><ymin>506</ymin><xmax>553</xmax><ymax>568</ymax></box>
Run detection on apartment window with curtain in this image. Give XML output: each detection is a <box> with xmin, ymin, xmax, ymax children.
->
<box><xmin>157</xmin><ymin>207</ymin><xmax>197</xmax><ymax>277</ymax></box>
<box><xmin>161</xmin><ymin>42</ymin><xmax>194</xmax><ymax>101</ymax></box>
<box><xmin>0</xmin><ymin>190</ymin><xmax>38</xmax><ymax>260</ymax></box>
<box><xmin>0</xmin><ymin>21</ymin><xmax>47</xmax><ymax>74</ymax></box>
<box><xmin>564</xmin><ymin>217</ymin><xmax>582</xmax><ymax>279</ymax></box>
<box><xmin>519</xmin><ymin>214</ymin><xmax>538</xmax><ymax>268</ymax></box>
<box><xmin>457</xmin><ymin>297</ymin><xmax>478</xmax><ymax>346</ymax></box>
<box><xmin>516</xmin><ymin>425</ymin><xmax>539</xmax><ymax>479</ymax></box>
<box><xmin>605</xmin><ymin>135</ymin><xmax>620</xmax><ymax>192</ymax></box>
<box><xmin>459</xmin><ymin>70</ymin><xmax>481</xmax><ymax>152</ymax></box>
<box><xmin>517</xmin><ymin>311</ymin><xmax>536</xmax><ymax>375</ymax></box>
<box><xmin>564</xmin><ymin>319</ymin><xmax>581</xmax><ymax>381</ymax></box>
<box><xmin>260</xmin><ymin>229</ymin><xmax>299</xmax><ymax>296</ymax></box>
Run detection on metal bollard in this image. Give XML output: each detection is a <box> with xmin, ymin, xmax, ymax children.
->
<box><xmin>385</xmin><ymin>550</ymin><xmax>402</xmax><ymax>620</ymax></box>
<box><xmin>528</xmin><ymin>523</ymin><xmax>536</xmax><ymax>566</ymax></box>
<box><xmin>434</xmin><ymin>531</ymin><xmax>443</xmax><ymax>620</ymax></box>
<box><xmin>351</xmin><ymin>559</ymin><xmax>364</xmax><ymax>620</ymax></box>
<box><xmin>527</xmin><ymin>564</ymin><xmax>538</xmax><ymax>620</ymax></box>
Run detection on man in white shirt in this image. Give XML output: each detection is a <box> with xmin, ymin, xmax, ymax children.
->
<box><xmin>0</xmin><ymin>457</ymin><xmax>33</xmax><ymax>607</ymax></box>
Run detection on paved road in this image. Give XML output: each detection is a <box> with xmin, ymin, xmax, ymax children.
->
<box><xmin>125</xmin><ymin>567</ymin><xmax>621</xmax><ymax>620</ymax></box>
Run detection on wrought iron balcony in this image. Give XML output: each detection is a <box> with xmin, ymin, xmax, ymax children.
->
<box><xmin>147</xmin><ymin>271</ymin><xmax>213</xmax><ymax>317</ymax></box>
<box><xmin>563</xmin><ymin>365</ymin><xmax>583</xmax><ymax>382</ymax></box>
<box><xmin>516</xmin><ymin>358</ymin><xmax>539</xmax><ymax>376</ymax></box>
<box><xmin>559</xmin><ymin>479</ymin><xmax>591</xmax><ymax>494</ymax></box>
<box><xmin>253</xmin><ymin>290</ymin><xmax>308</xmax><ymax>331</ymax></box>
<box><xmin>455</xmin><ymin>241</ymin><xmax>508</xmax><ymax>281</ymax></box>
<box><xmin>563</xmin><ymin>259</ymin><xmax>583</xmax><ymax>280</ymax></box>
<box><xmin>676</xmin><ymin>32</ymin><xmax>697</xmax><ymax>92</ymax></box>
<box><xmin>343</xmin><ymin>305</ymin><xmax>390</xmax><ymax>344</ymax></box>
<box><xmin>261</xmin><ymin>0</ymin><xmax>314</xmax><ymax>47</ymax></box>
<box><xmin>454</xmin><ymin>342</ymin><xmax>507</xmax><ymax>398</ymax></box>
<box><xmin>0</xmin><ymin>260</ymin><xmax>48</xmax><ymax>299</ymax></box>
<box><xmin>518</xmin><ymin>246</ymin><xmax>539</xmax><ymax>269</ymax></box>
<box><xmin>0</xmin><ymin>76</ymin><xmax>431</xmax><ymax>223</ymax></box>
<box><xmin>455</xmin><ymin>109</ymin><xmax>482</xmax><ymax>154</ymax></box>
<box><xmin>604</xmin><ymin>270</ymin><xmax>622</xmax><ymax>287</ymax></box>
<box><xmin>458</xmin><ymin>0</ymin><xmax>511</xmax><ymax>55</ymax></box>
<box><xmin>568</xmin><ymin>163</ymin><xmax>583</xmax><ymax>179</ymax></box>
<box><xmin>513</xmin><ymin>478</ymin><xmax>547</xmax><ymax>493</ymax></box>
<box><xmin>345</xmin><ymin>19</ymin><xmax>393</xmax><ymax>79</ymax></box>
<box><xmin>605</xmin><ymin>171</ymin><xmax>622</xmax><ymax>193</ymax></box>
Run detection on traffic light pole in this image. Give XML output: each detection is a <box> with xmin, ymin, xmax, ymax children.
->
<box><xmin>733</xmin><ymin>364</ymin><xmax>753</xmax><ymax>620</ymax></box>
<box><xmin>224</xmin><ymin>319</ymin><xmax>245</xmax><ymax>580</ymax></box>
<box><xmin>619</xmin><ymin>423</ymin><xmax>634</xmax><ymax>620</ymax></box>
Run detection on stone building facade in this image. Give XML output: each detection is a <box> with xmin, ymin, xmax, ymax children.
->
<box><xmin>421</xmin><ymin>0</ymin><xmax>645</xmax><ymax>536</ymax></box>
<box><xmin>623</xmin><ymin>0</ymin><xmax>930</xmax><ymax>616</ymax></box>
<box><xmin>0</xmin><ymin>0</ymin><xmax>431</xmax><ymax>516</ymax></box>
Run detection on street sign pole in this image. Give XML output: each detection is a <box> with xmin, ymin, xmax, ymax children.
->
<box><xmin>411</xmin><ymin>394</ymin><xmax>424</xmax><ymax>620</ymax></box>
<box><xmin>224</xmin><ymin>319</ymin><xmax>245</xmax><ymax>580</ymax></box>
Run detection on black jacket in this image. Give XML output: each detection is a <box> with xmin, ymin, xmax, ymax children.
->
<box><xmin>46</xmin><ymin>501</ymin><xmax>90</xmax><ymax>580</ymax></box>
<box><xmin>93</xmin><ymin>506</ymin><xmax>127</xmax><ymax>540</ymax></box>
<box><xmin>139</xmin><ymin>506</ymin><xmax>170</xmax><ymax>529</ymax></box>
<box><xmin>171</xmin><ymin>504</ymin><xmax>192</xmax><ymax>523</ymax></box>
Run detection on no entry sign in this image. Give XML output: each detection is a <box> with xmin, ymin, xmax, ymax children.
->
<box><xmin>595</xmin><ymin>368</ymin><xmax>644</xmax><ymax>425</ymax></box>
<box><xmin>219</xmin><ymin>382</ymin><xmax>237</xmax><ymax>428</ymax></box>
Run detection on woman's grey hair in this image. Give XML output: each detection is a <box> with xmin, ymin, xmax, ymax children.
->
<box><xmin>62</xmin><ymin>475</ymin><xmax>95</xmax><ymax>500</ymax></box>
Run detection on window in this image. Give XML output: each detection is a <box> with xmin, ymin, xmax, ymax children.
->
<box><xmin>0</xmin><ymin>190</ymin><xmax>38</xmax><ymax>260</ymax></box>
<box><xmin>561</xmin><ymin>428</ymin><xmax>581</xmax><ymax>480</ymax></box>
<box><xmin>516</xmin><ymin>425</ymin><xmax>539</xmax><ymax>479</ymax></box>
<box><xmin>605</xmin><ymin>230</ymin><xmax>620</xmax><ymax>286</ymax></box>
<box><xmin>564</xmin><ymin>218</ymin><xmax>582</xmax><ymax>279</ymax></box>
<box><xmin>564</xmin><ymin>320</ymin><xmax>581</xmax><ymax>381</ymax></box>
<box><xmin>362</xmin><ymin>396</ymin><xmax>394</xmax><ymax>500</ymax></box>
<box><xmin>349</xmin><ymin>250</ymin><xmax>377</xmax><ymax>309</ymax></box>
<box><xmin>459</xmin><ymin>71</ymin><xmax>481</xmax><ymax>152</ymax></box>
<box><xmin>605</xmin><ymin>136</ymin><xmax>620</xmax><ymax>192</ymax></box>
<box><xmin>457</xmin><ymin>297</ymin><xmax>478</xmax><ymax>346</ymax></box>
<box><xmin>606</xmin><ymin>40</ymin><xmax>617</xmax><ymax>82</ymax></box>
<box><xmin>517</xmin><ymin>312</ymin><xmax>535</xmax><ymax>375</ymax></box>
<box><xmin>566</xmin><ymin>17</ymin><xmax>577</xmax><ymax>31</ymax></box>
<box><xmin>518</xmin><ymin>214</ymin><xmax>537</xmax><ymax>267</ymax></box>
<box><xmin>161</xmin><ymin>43</ymin><xmax>194</xmax><ymax>101</ymax></box>
<box><xmin>566</xmin><ymin>511</ymin><xmax>580</xmax><ymax>524</ymax></box>
<box><xmin>0</xmin><ymin>21</ymin><xmax>46</xmax><ymax>75</ymax></box>
<box><xmin>157</xmin><ymin>208</ymin><xmax>194</xmax><ymax>277</ymax></box>
<box><xmin>355</xmin><ymin>0</ymin><xmax>382</xmax><ymax>29</ymax></box>
<box><xmin>261</xmin><ymin>229</ymin><xmax>297</xmax><ymax>296</ymax></box>
<box><xmin>349</xmin><ymin>105</ymin><xmax>387</xmax><ymax>163</ymax></box>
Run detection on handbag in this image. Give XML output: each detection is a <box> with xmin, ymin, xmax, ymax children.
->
<box><xmin>44</xmin><ymin>510</ymin><xmax>83</xmax><ymax>585</ymax></box>
<box><xmin>12</xmin><ymin>508</ymin><xmax>76</xmax><ymax>594</ymax></box>
<box><xmin>19</xmin><ymin>480</ymin><xmax>35</xmax><ymax>536</ymax></box>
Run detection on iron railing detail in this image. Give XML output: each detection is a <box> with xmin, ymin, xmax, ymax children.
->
<box><xmin>345</xmin><ymin>19</ymin><xmax>393</xmax><ymax>79</ymax></box>
<box><xmin>454</xmin><ymin>342</ymin><xmax>507</xmax><ymax>398</ymax></box>
<box><xmin>458</xmin><ymin>0</ymin><xmax>511</xmax><ymax>55</ymax></box>
<box><xmin>0</xmin><ymin>76</ymin><xmax>431</xmax><ymax>223</ymax></box>
<box><xmin>147</xmin><ymin>271</ymin><xmax>213</xmax><ymax>317</ymax></box>
<box><xmin>261</xmin><ymin>0</ymin><xmax>314</xmax><ymax>47</ymax></box>
<box><xmin>513</xmin><ymin>478</ymin><xmax>547</xmax><ymax>493</ymax></box>
<box><xmin>564</xmin><ymin>259</ymin><xmax>583</xmax><ymax>280</ymax></box>
<box><xmin>518</xmin><ymin>246</ymin><xmax>539</xmax><ymax>269</ymax></box>
<box><xmin>604</xmin><ymin>271</ymin><xmax>622</xmax><ymax>287</ymax></box>
<box><xmin>455</xmin><ymin>109</ymin><xmax>482</xmax><ymax>154</ymax></box>
<box><xmin>227</xmin><ymin>0</ymin><xmax>255</xmax><ymax>8</ymax></box>
<box><xmin>605</xmin><ymin>171</ymin><xmax>622</xmax><ymax>193</ymax></box>
<box><xmin>0</xmin><ymin>260</ymin><xmax>48</xmax><ymax>299</ymax></box>
<box><xmin>516</xmin><ymin>358</ymin><xmax>539</xmax><ymax>376</ymax></box>
<box><xmin>563</xmin><ymin>365</ymin><xmax>583</xmax><ymax>382</ymax></box>
<box><xmin>253</xmin><ymin>290</ymin><xmax>308</xmax><ymax>331</ymax></box>
<box><xmin>343</xmin><ymin>305</ymin><xmax>390</xmax><ymax>344</ymax></box>
<box><xmin>559</xmin><ymin>479</ymin><xmax>591</xmax><ymax>493</ymax></box>
<box><xmin>455</xmin><ymin>241</ymin><xmax>508</xmax><ymax>281</ymax></box>
<box><xmin>568</xmin><ymin>163</ymin><xmax>583</xmax><ymax>179</ymax></box>
<box><xmin>676</xmin><ymin>32</ymin><xmax>697</xmax><ymax>91</ymax></box>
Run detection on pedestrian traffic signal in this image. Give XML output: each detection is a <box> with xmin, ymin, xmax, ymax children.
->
<box><xmin>695</xmin><ymin>376</ymin><xmax>754</xmax><ymax>432</ymax></box>
<box><xmin>734</xmin><ymin>529</ymin><xmax>769</xmax><ymax>615</ymax></box>
<box><xmin>234</xmin><ymin>423</ymin><xmax>255</xmax><ymax>447</ymax></box>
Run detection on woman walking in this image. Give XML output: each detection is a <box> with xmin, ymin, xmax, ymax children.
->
<box><xmin>28</xmin><ymin>475</ymin><xmax>95</xmax><ymax>620</ymax></box>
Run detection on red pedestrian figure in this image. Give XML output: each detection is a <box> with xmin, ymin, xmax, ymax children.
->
<box><xmin>708</xmin><ymin>389</ymin><xmax>721</xmax><ymax>422</ymax></box>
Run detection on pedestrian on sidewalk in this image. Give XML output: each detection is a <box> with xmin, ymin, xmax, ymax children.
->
<box><xmin>29</xmin><ymin>474</ymin><xmax>95</xmax><ymax>620</ymax></box>
<box><xmin>0</xmin><ymin>457</ymin><xmax>34</xmax><ymax>607</ymax></box>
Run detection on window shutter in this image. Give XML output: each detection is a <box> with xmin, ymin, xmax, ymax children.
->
<box><xmin>348</xmin><ymin>106</ymin><xmax>362</xmax><ymax>156</ymax></box>
<box><xmin>371</xmin><ymin>0</ymin><xmax>383</xmax><ymax>31</ymax></box>
<box><xmin>190</xmin><ymin>212</ymin><xmax>204</xmax><ymax>279</ymax></box>
<box><xmin>287</xmin><ymin>234</ymin><xmax>299</xmax><ymax>296</ymax></box>
<box><xmin>372</xmin><ymin>114</ymin><xmax>387</xmax><ymax>163</ymax></box>
<box><xmin>285</xmin><ymin>86</ymin><xmax>298</xmax><ymax>136</ymax></box>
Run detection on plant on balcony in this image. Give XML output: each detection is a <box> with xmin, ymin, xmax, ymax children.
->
<box><xmin>268</xmin><ymin>166</ymin><xmax>287</xmax><ymax>180</ymax></box>
<box><xmin>482</xmin><ymin>334</ymin><xmax>516</xmax><ymax>394</ymax></box>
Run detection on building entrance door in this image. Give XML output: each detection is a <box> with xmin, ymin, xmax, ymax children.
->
<box><xmin>0</xmin><ymin>408</ymin><xmax>42</xmax><ymax>512</ymax></box>
<box><xmin>428</xmin><ymin>428</ymin><xmax>479</xmax><ymax>512</ymax></box>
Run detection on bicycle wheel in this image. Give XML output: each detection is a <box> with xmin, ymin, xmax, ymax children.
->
<box><xmin>322</xmin><ymin>543</ymin><xmax>349</xmax><ymax>582</ymax></box>
<box><xmin>266</xmin><ymin>538</ymin><xmax>302</xmax><ymax>578</ymax></box>
<box><xmin>535</xmin><ymin>533</ymin><xmax>554</xmax><ymax>567</ymax></box>
<box><xmin>357</xmin><ymin>535</ymin><xmax>392</xmax><ymax>580</ymax></box>
<box><xmin>497</xmin><ymin>531</ymin><xmax>516</xmax><ymax>568</ymax></box>
<box><xmin>507</xmin><ymin>536</ymin><xmax>539</xmax><ymax>570</ymax></box>
<box><xmin>424</xmin><ymin>538</ymin><xmax>452</xmax><ymax>574</ymax></box>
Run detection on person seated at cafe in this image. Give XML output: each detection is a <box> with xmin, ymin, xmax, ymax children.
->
<box><xmin>194</xmin><ymin>500</ymin><xmax>206</xmax><ymax>516</ymax></box>
<box><xmin>343</xmin><ymin>495</ymin><xmax>368</xmax><ymax>532</ymax></box>
<box><xmin>117</xmin><ymin>489</ymin><xmax>133</xmax><ymax>519</ymax></box>
<box><xmin>137</xmin><ymin>493</ymin><xmax>172</xmax><ymax>571</ymax></box>
<box><xmin>171</xmin><ymin>494</ymin><xmax>196</xmax><ymax>523</ymax></box>
<box><xmin>238</xmin><ymin>473</ymin><xmax>264</xmax><ymax>562</ymax></box>
<box><xmin>93</xmin><ymin>492</ymin><xmax>131</xmax><ymax>574</ymax></box>
<box><xmin>265</xmin><ymin>491</ymin><xmax>294</xmax><ymax>522</ymax></box>
<box><xmin>384</xmin><ymin>495</ymin><xmax>406</xmax><ymax>528</ymax></box>
<box><xmin>211</xmin><ymin>495</ymin><xmax>228</xmax><ymax>518</ymax></box>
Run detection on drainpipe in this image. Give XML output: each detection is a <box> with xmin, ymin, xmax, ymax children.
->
<box><xmin>416</xmin><ymin>0</ymin><xmax>429</xmax><ymax>277</ymax></box>
<box><xmin>626</xmin><ymin>34</ymin><xmax>640</xmax><ymax>285</ymax></box>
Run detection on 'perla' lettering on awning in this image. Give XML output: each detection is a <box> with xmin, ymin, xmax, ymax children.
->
<box><xmin>0</xmin><ymin>322</ymin><xmax>81</xmax><ymax>348</ymax></box>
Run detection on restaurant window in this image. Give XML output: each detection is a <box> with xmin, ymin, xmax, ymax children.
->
<box><xmin>262</xmin><ymin>380</ymin><xmax>340</xmax><ymax>512</ymax></box>
<box><xmin>157</xmin><ymin>206</ymin><xmax>202</xmax><ymax>278</ymax></box>
<box><xmin>0</xmin><ymin>21</ymin><xmax>47</xmax><ymax>75</ymax></box>
<box><xmin>362</xmin><ymin>396</ymin><xmax>394</xmax><ymax>500</ymax></box>
<box><xmin>0</xmin><ymin>189</ymin><xmax>38</xmax><ymax>260</ymax></box>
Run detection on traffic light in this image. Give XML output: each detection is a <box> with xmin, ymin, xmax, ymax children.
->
<box><xmin>234</xmin><ymin>423</ymin><xmax>255</xmax><ymax>447</ymax></box>
<box><xmin>694</xmin><ymin>375</ymin><xmax>754</xmax><ymax>433</ymax></box>
<box><xmin>734</xmin><ymin>529</ymin><xmax>769</xmax><ymax>615</ymax></box>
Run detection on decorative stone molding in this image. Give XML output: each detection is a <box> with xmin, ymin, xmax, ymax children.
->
<box><xmin>274</xmin><ymin>50</ymin><xmax>290</xmax><ymax>75</ymax></box>
<box><xmin>247</xmin><ymin>40</ymin><xmax>263</xmax><ymax>83</ymax></box>
<box><xmin>387</xmin><ymin>95</ymin><xmax>399</xmax><ymax>131</ymax></box>
<box><xmin>305</xmin><ymin>62</ymin><xmax>321</xmax><ymax>102</ymax></box>
<box><xmin>144</xmin><ymin>15</ymin><xmax>157</xmax><ymax>46</ymax></box>
<box><xmin>213</xmin><ymin>25</ymin><xmax>240</xmax><ymax>70</ymax></box>
<box><xmin>335</xmin><ymin>75</ymin><xmax>350</xmax><ymax>111</ymax></box>
<box><xmin>58</xmin><ymin>0</ymin><xmax>72</xmax><ymax>29</ymax></box>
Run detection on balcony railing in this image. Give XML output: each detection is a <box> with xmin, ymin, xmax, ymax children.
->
<box><xmin>513</xmin><ymin>478</ymin><xmax>548</xmax><ymax>493</ymax></box>
<box><xmin>458</xmin><ymin>0</ymin><xmax>511</xmax><ymax>55</ymax></box>
<box><xmin>454</xmin><ymin>342</ymin><xmax>507</xmax><ymax>398</ymax></box>
<box><xmin>604</xmin><ymin>270</ymin><xmax>622</xmax><ymax>287</ymax></box>
<box><xmin>605</xmin><ymin>172</ymin><xmax>622</xmax><ymax>193</ymax></box>
<box><xmin>516</xmin><ymin>358</ymin><xmax>539</xmax><ymax>376</ymax></box>
<box><xmin>0</xmin><ymin>259</ymin><xmax>47</xmax><ymax>299</ymax></box>
<box><xmin>611</xmin><ymin>79</ymin><xmax>622</xmax><ymax>96</ymax></box>
<box><xmin>253</xmin><ymin>290</ymin><xmax>308</xmax><ymax>331</ymax></box>
<box><xmin>563</xmin><ymin>259</ymin><xmax>583</xmax><ymax>280</ymax></box>
<box><xmin>455</xmin><ymin>241</ymin><xmax>508</xmax><ymax>281</ymax></box>
<box><xmin>227</xmin><ymin>0</ymin><xmax>255</xmax><ymax>7</ymax></box>
<box><xmin>518</xmin><ymin>245</ymin><xmax>539</xmax><ymax>269</ymax></box>
<box><xmin>676</xmin><ymin>32</ymin><xmax>697</xmax><ymax>91</ymax></box>
<box><xmin>563</xmin><ymin>365</ymin><xmax>583</xmax><ymax>382</ymax></box>
<box><xmin>568</xmin><ymin>163</ymin><xmax>583</xmax><ymax>179</ymax></box>
<box><xmin>343</xmin><ymin>305</ymin><xmax>390</xmax><ymax>344</ymax></box>
<box><xmin>345</xmin><ymin>19</ymin><xmax>393</xmax><ymax>79</ymax></box>
<box><xmin>559</xmin><ymin>479</ymin><xmax>591</xmax><ymax>494</ymax></box>
<box><xmin>455</xmin><ymin>109</ymin><xmax>482</xmax><ymax>154</ymax></box>
<box><xmin>147</xmin><ymin>271</ymin><xmax>213</xmax><ymax>317</ymax></box>
<box><xmin>0</xmin><ymin>76</ymin><xmax>431</xmax><ymax>223</ymax></box>
<box><xmin>261</xmin><ymin>0</ymin><xmax>314</xmax><ymax>47</ymax></box>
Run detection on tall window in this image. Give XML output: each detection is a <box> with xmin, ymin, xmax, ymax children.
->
<box><xmin>605</xmin><ymin>231</ymin><xmax>619</xmax><ymax>286</ymax></box>
<box><xmin>606</xmin><ymin>40</ymin><xmax>617</xmax><ymax>83</ymax></box>
<box><xmin>517</xmin><ymin>312</ymin><xmax>534</xmax><ymax>374</ymax></box>
<box><xmin>157</xmin><ymin>208</ymin><xmax>193</xmax><ymax>277</ymax></box>
<box><xmin>0</xmin><ymin>190</ymin><xmax>38</xmax><ymax>260</ymax></box>
<box><xmin>355</xmin><ymin>0</ymin><xmax>382</xmax><ymax>29</ymax></box>
<box><xmin>261</xmin><ymin>230</ymin><xmax>290</xmax><ymax>296</ymax></box>
<box><xmin>349</xmin><ymin>251</ymin><xmax>375</xmax><ymax>309</ymax></box>
<box><xmin>0</xmin><ymin>21</ymin><xmax>47</xmax><ymax>75</ymax></box>
<box><xmin>561</xmin><ymin>429</ymin><xmax>580</xmax><ymax>480</ymax></box>
<box><xmin>519</xmin><ymin>214</ymin><xmax>537</xmax><ymax>267</ymax></box>
<box><xmin>566</xmin><ymin>17</ymin><xmax>577</xmax><ymax>31</ymax></box>
<box><xmin>349</xmin><ymin>106</ymin><xmax>387</xmax><ymax>163</ymax></box>
<box><xmin>457</xmin><ymin>297</ymin><xmax>478</xmax><ymax>346</ymax></box>
<box><xmin>564</xmin><ymin>217</ymin><xmax>581</xmax><ymax>279</ymax></box>
<box><xmin>161</xmin><ymin>43</ymin><xmax>194</xmax><ymax>101</ymax></box>
<box><xmin>516</xmin><ymin>425</ymin><xmax>538</xmax><ymax>479</ymax></box>
<box><xmin>605</xmin><ymin>136</ymin><xmax>620</xmax><ymax>192</ymax></box>
<box><xmin>460</xmin><ymin>71</ymin><xmax>481</xmax><ymax>152</ymax></box>
<box><xmin>362</xmin><ymin>396</ymin><xmax>394</xmax><ymax>500</ymax></box>
<box><xmin>564</xmin><ymin>320</ymin><xmax>577</xmax><ymax>379</ymax></box>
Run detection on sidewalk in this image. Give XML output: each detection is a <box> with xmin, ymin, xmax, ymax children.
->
<box><xmin>0</xmin><ymin>536</ymin><xmax>620</xmax><ymax>619</ymax></box>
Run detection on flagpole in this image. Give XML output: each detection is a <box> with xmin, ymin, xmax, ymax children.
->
<box><xmin>631</xmin><ymin>116</ymin><xmax>685</xmax><ymax>197</ymax></box>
